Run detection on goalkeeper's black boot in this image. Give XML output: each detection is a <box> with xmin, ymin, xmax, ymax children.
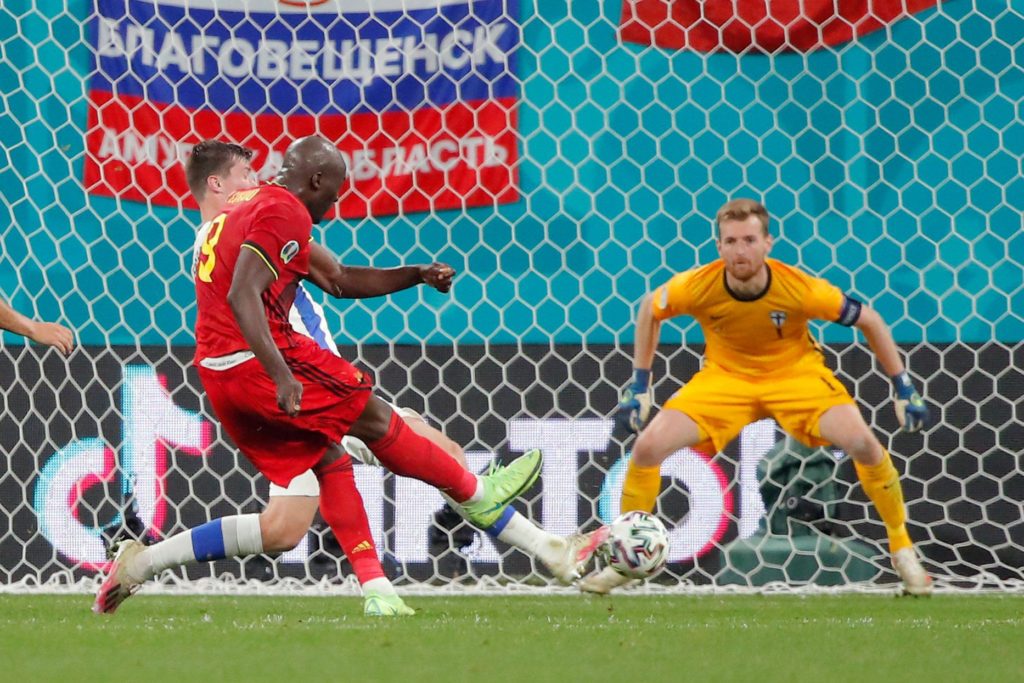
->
<box><xmin>428</xmin><ymin>504</ymin><xmax>476</xmax><ymax>579</ymax></box>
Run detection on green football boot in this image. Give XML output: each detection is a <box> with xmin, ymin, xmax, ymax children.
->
<box><xmin>363</xmin><ymin>591</ymin><xmax>416</xmax><ymax>617</ymax></box>
<box><xmin>458</xmin><ymin>449</ymin><xmax>543</xmax><ymax>529</ymax></box>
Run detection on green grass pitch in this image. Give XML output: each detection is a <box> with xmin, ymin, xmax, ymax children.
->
<box><xmin>1</xmin><ymin>594</ymin><xmax>1021</xmax><ymax>682</ymax></box>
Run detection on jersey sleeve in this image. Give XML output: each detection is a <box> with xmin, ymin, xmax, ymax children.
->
<box><xmin>241</xmin><ymin>205</ymin><xmax>311</xmax><ymax>279</ymax></box>
<box><xmin>190</xmin><ymin>220</ymin><xmax>212</xmax><ymax>279</ymax></box>
<box><xmin>802</xmin><ymin>275</ymin><xmax>845</xmax><ymax>322</ymax></box>
<box><xmin>651</xmin><ymin>270</ymin><xmax>695</xmax><ymax>321</ymax></box>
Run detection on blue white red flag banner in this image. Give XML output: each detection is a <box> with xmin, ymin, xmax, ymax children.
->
<box><xmin>85</xmin><ymin>0</ymin><xmax>519</xmax><ymax>217</ymax></box>
<box><xmin>621</xmin><ymin>0</ymin><xmax>939</xmax><ymax>52</ymax></box>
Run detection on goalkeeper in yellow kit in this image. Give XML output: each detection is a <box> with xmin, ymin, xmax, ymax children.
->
<box><xmin>583</xmin><ymin>198</ymin><xmax>933</xmax><ymax>596</ymax></box>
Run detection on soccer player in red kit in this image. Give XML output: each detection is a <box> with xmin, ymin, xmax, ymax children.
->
<box><xmin>97</xmin><ymin>136</ymin><xmax>541</xmax><ymax>614</ymax></box>
<box><xmin>197</xmin><ymin>135</ymin><xmax>540</xmax><ymax>534</ymax></box>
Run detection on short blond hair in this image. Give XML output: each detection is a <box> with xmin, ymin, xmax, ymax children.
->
<box><xmin>716</xmin><ymin>198</ymin><xmax>770</xmax><ymax>236</ymax></box>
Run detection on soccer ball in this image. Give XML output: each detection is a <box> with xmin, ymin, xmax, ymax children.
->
<box><xmin>604</xmin><ymin>511</ymin><xmax>670</xmax><ymax>579</ymax></box>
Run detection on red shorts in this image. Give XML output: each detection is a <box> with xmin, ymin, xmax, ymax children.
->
<box><xmin>198</xmin><ymin>340</ymin><xmax>373</xmax><ymax>487</ymax></box>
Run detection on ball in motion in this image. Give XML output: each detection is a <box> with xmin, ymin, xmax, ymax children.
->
<box><xmin>604</xmin><ymin>511</ymin><xmax>670</xmax><ymax>579</ymax></box>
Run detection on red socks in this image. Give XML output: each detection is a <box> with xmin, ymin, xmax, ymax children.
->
<box><xmin>314</xmin><ymin>454</ymin><xmax>384</xmax><ymax>584</ymax></box>
<box><xmin>367</xmin><ymin>411</ymin><xmax>478</xmax><ymax>502</ymax></box>
<box><xmin>312</xmin><ymin>412</ymin><xmax>477</xmax><ymax>585</ymax></box>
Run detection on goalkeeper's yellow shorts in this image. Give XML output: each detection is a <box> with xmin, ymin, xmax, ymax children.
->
<box><xmin>662</xmin><ymin>362</ymin><xmax>855</xmax><ymax>454</ymax></box>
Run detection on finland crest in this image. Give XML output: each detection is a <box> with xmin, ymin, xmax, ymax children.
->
<box><xmin>280</xmin><ymin>240</ymin><xmax>300</xmax><ymax>265</ymax></box>
<box><xmin>770</xmin><ymin>310</ymin><xmax>787</xmax><ymax>337</ymax></box>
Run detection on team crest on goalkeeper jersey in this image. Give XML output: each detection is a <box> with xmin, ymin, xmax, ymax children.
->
<box><xmin>770</xmin><ymin>310</ymin><xmax>787</xmax><ymax>334</ymax></box>
<box><xmin>85</xmin><ymin>0</ymin><xmax>520</xmax><ymax>218</ymax></box>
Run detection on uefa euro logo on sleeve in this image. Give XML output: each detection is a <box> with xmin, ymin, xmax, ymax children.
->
<box><xmin>280</xmin><ymin>241</ymin><xmax>299</xmax><ymax>265</ymax></box>
<box><xmin>85</xmin><ymin>0</ymin><xmax>521</xmax><ymax>218</ymax></box>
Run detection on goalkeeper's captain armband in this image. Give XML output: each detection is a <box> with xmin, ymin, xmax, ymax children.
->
<box><xmin>837</xmin><ymin>295</ymin><xmax>863</xmax><ymax>326</ymax></box>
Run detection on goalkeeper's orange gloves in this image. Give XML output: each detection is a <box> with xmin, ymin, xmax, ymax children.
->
<box><xmin>615</xmin><ymin>369</ymin><xmax>653</xmax><ymax>434</ymax></box>
<box><xmin>892</xmin><ymin>371</ymin><xmax>930</xmax><ymax>432</ymax></box>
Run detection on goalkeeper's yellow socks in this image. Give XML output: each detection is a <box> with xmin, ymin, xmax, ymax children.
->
<box><xmin>855</xmin><ymin>449</ymin><xmax>913</xmax><ymax>554</ymax></box>
<box><xmin>620</xmin><ymin>460</ymin><xmax>662</xmax><ymax>513</ymax></box>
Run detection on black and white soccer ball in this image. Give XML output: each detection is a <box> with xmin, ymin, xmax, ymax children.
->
<box><xmin>604</xmin><ymin>511</ymin><xmax>670</xmax><ymax>579</ymax></box>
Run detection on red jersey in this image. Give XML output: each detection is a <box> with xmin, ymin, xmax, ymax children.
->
<box><xmin>194</xmin><ymin>185</ymin><xmax>312</xmax><ymax>364</ymax></box>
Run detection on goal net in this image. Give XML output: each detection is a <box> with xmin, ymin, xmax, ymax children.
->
<box><xmin>1</xmin><ymin>0</ymin><xmax>1021</xmax><ymax>594</ymax></box>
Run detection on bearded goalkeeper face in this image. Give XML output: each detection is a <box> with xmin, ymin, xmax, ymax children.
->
<box><xmin>717</xmin><ymin>214</ymin><xmax>774</xmax><ymax>283</ymax></box>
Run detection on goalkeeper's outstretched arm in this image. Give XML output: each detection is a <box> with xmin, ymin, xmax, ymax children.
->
<box><xmin>852</xmin><ymin>304</ymin><xmax>904</xmax><ymax>377</ymax></box>
<box><xmin>632</xmin><ymin>292</ymin><xmax>662</xmax><ymax>374</ymax></box>
<box><xmin>853</xmin><ymin>303</ymin><xmax>930</xmax><ymax>432</ymax></box>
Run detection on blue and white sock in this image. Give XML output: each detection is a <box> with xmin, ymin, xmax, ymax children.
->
<box><xmin>484</xmin><ymin>507</ymin><xmax>562</xmax><ymax>566</ymax></box>
<box><xmin>134</xmin><ymin>514</ymin><xmax>264</xmax><ymax>580</ymax></box>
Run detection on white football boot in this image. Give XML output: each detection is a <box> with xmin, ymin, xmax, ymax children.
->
<box><xmin>892</xmin><ymin>547</ymin><xmax>933</xmax><ymax>597</ymax></box>
<box><xmin>579</xmin><ymin>565</ymin><xmax>637</xmax><ymax>595</ymax></box>
<box><xmin>542</xmin><ymin>526</ymin><xmax>610</xmax><ymax>584</ymax></box>
<box><xmin>92</xmin><ymin>539</ymin><xmax>147</xmax><ymax>614</ymax></box>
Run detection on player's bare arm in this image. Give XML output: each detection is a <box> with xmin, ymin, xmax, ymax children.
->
<box><xmin>851</xmin><ymin>303</ymin><xmax>905</xmax><ymax>377</ymax></box>
<box><xmin>227</xmin><ymin>249</ymin><xmax>303</xmax><ymax>416</ymax></box>
<box><xmin>851</xmin><ymin>302</ymin><xmax>930</xmax><ymax>432</ymax></box>
<box><xmin>632</xmin><ymin>291</ymin><xmax>662</xmax><ymax>372</ymax></box>
<box><xmin>305</xmin><ymin>242</ymin><xmax>455</xmax><ymax>298</ymax></box>
<box><xmin>0</xmin><ymin>296</ymin><xmax>74</xmax><ymax>354</ymax></box>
